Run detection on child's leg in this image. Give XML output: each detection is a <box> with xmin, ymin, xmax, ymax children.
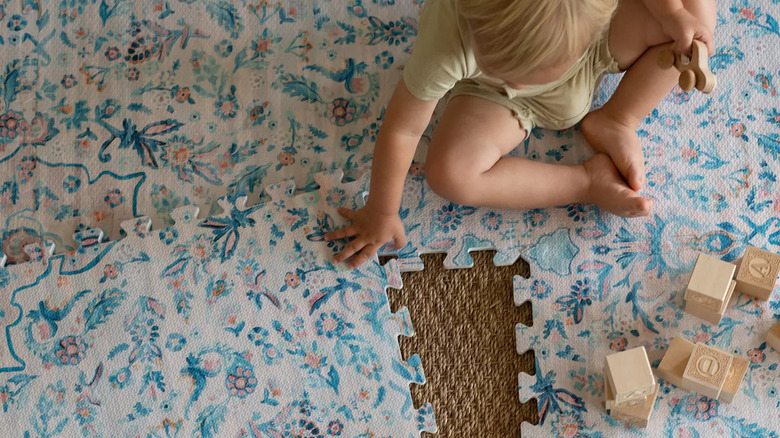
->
<box><xmin>425</xmin><ymin>95</ymin><xmax>650</xmax><ymax>217</ymax></box>
<box><xmin>582</xmin><ymin>0</ymin><xmax>717</xmax><ymax>190</ymax></box>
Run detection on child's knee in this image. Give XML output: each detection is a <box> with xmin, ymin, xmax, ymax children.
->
<box><xmin>425</xmin><ymin>158</ymin><xmax>480</xmax><ymax>205</ymax></box>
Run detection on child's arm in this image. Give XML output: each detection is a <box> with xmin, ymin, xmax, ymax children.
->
<box><xmin>324</xmin><ymin>78</ymin><xmax>438</xmax><ymax>268</ymax></box>
<box><xmin>642</xmin><ymin>0</ymin><xmax>714</xmax><ymax>55</ymax></box>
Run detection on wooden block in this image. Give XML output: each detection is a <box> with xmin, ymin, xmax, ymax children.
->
<box><xmin>682</xmin><ymin>343</ymin><xmax>733</xmax><ymax>399</ymax></box>
<box><xmin>684</xmin><ymin>280</ymin><xmax>736</xmax><ymax>325</ymax></box>
<box><xmin>604</xmin><ymin>372</ymin><xmax>617</xmax><ymax>410</ymax></box>
<box><xmin>608</xmin><ymin>383</ymin><xmax>659</xmax><ymax>429</ymax></box>
<box><xmin>657</xmin><ymin>40</ymin><xmax>716</xmax><ymax>93</ymax></box>
<box><xmin>605</xmin><ymin>347</ymin><xmax>655</xmax><ymax>404</ymax></box>
<box><xmin>719</xmin><ymin>356</ymin><xmax>749</xmax><ymax>403</ymax></box>
<box><xmin>685</xmin><ymin>254</ymin><xmax>736</xmax><ymax>312</ymax></box>
<box><xmin>606</xmin><ymin>372</ymin><xmax>648</xmax><ymax>408</ymax></box>
<box><xmin>656</xmin><ymin>336</ymin><xmax>695</xmax><ymax>389</ymax></box>
<box><xmin>605</xmin><ymin>374</ymin><xmax>616</xmax><ymax>409</ymax></box>
<box><xmin>768</xmin><ymin>320</ymin><xmax>780</xmax><ymax>352</ymax></box>
<box><xmin>735</xmin><ymin>245</ymin><xmax>780</xmax><ymax>301</ymax></box>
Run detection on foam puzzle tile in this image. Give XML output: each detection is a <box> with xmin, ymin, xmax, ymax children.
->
<box><xmin>0</xmin><ymin>170</ymin><xmax>436</xmax><ymax>436</ymax></box>
<box><xmin>2</xmin><ymin>0</ymin><xmax>780</xmax><ymax>435</ymax></box>
<box><xmin>0</xmin><ymin>0</ymin><xmax>421</xmax><ymax>262</ymax></box>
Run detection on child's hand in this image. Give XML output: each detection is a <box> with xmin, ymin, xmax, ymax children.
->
<box><xmin>324</xmin><ymin>205</ymin><xmax>407</xmax><ymax>268</ymax></box>
<box><xmin>660</xmin><ymin>8</ymin><xmax>714</xmax><ymax>56</ymax></box>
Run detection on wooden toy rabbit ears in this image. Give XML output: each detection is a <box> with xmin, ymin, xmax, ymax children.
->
<box><xmin>657</xmin><ymin>40</ymin><xmax>716</xmax><ymax>94</ymax></box>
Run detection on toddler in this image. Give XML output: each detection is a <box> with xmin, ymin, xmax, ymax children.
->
<box><xmin>325</xmin><ymin>0</ymin><xmax>716</xmax><ymax>267</ymax></box>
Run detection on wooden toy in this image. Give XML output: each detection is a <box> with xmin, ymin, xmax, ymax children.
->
<box><xmin>604</xmin><ymin>347</ymin><xmax>655</xmax><ymax>405</ymax></box>
<box><xmin>656</xmin><ymin>336</ymin><xmax>695</xmax><ymax>389</ymax></box>
<box><xmin>719</xmin><ymin>356</ymin><xmax>749</xmax><ymax>403</ymax></box>
<box><xmin>684</xmin><ymin>254</ymin><xmax>736</xmax><ymax>312</ymax></box>
<box><xmin>768</xmin><ymin>320</ymin><xmax>780</xmax><ymax>352</ymax></box>
<box><xmin>682</xmin><ymin>343</ymin><xmax>733</xmax><ymax>399</ymax></box>
<box><xmin>657</xmin><ymin>39</ymin><xmax>716</xmax><ymax>93</ymax></box>
<box><xmin>684</xmin><ymin>280</ymin><xmax>735</xmax><ymax>325</ymax></box>
<box><xmin>604</xmin><ymin>375</ymin><xmax>646</xmax><ymax>409</ymax></box>
<box><xmin>734</xmin><ymin>245</ymin><xmax>780</xmax><ymax>301</ymax></box>
<box><xmin>604</xmin><ymin>375</ymin><xmax>617</xmax><ymax>409</ymax></box>
<box><xmin>608</xmin><ymin>383</ymin><xmax>659</xmax><ymax>429</ymax></box>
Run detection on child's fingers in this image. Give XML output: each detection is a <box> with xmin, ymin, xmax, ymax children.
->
<box><xmin>697</xmin><ymin>29</ymin><xmax>714</xmax><ymax>56</ymax></box>
<box><xmin>348</xmin><ymin>243</ymin><xmax>381</xmax><ymax>268</ymax></box>
<box><xmin>324</xmin><ymin>225</ymin><xmax>358</xmax><ymax>242</ymax></box>
<box><xmin>336</xmin><ymin>207</ymin><xmax>356</xmax><ymax>220</ymax></box>
<box><xmin>334</xmin><ymin>238</ymin><xmax>366</xmax><ymax>263</ymax></box>
<box><xmin>674</xmin><ymin>34</ymin><xmax>694</xmax><ymax>56</ymax></box>
<box><xmin>393</xmin><ymin>233</ymin><xmax>407</xmax><ymax>250</ymax></box>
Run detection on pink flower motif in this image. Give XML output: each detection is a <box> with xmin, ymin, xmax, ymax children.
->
<box><xmin>54</xmin><ymin>336</ymin><xmax>87</xmax><ymax>365</ymax></box>
<box><xmin>226</xmin><ymin>366</ymin><xmax>257</xmax><ymax>398</ymax></box>
<box><xmin>692</xmin><ymin>332</ymin><xmax>711</xmax><ymax>344</ymax></box>
<box><xmin>304</xmin><ymin>352</ymin><xmax>322</xmax><ymax>369</ymax></box>
<box><xmin>740</xmin><ymin>8</ymin><xmax>756</xmax><ymax>20</ymax></box>
<box><xmin>327</xmin><ymin>98</ymin><xmax>356</xmax><ymax>126</ymax></box>
<box><xmin>350</xmin><ymin>77</ymin><xmax>366</xmax><ymax>93</ymax></box>
<box><xmin>0</xmin><ymin>111</ymin><xmax>24</xmax><ymax>139</ymax></box>
<box><xmin>681</xmin><ymin>146</ymin><xmax>698</xmax><ymax>159</ymax></box>
<box><xmin>748</xmin><ymin>349</ymin><xmax>764</xmax><ymax>363</ymax></box>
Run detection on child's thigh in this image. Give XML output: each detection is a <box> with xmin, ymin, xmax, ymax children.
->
<box><xmin>427</xmin><ymin>94</ymin><xmax>527</xmax><ymax>174</ymax></box>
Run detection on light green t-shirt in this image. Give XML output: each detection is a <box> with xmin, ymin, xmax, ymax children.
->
<box><xmin>402</xmin><ymin>0</ymin><xmax>594</xmax><ymax>102</ymax></box>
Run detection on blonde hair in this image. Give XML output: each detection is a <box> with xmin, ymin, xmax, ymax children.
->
<box><xmin>461</xmin><ymin>0</ymin><xmax>618</xmax><ymax>79</ymax></box>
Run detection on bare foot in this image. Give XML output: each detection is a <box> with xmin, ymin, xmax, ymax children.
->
<box><xmin>583</xmin><ymin>154</ymin><xmax>652</xmax><ymax>217</ymax></box>
<box><xmin>581</xmin><ymin>108</ymin><xmax>646</xmax><ymax>191</ymax></box>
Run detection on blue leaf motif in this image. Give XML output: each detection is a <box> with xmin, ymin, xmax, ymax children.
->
<box><xmin>277</xmin><ymin>73</ymin><xmax>322</xmax><ymax>103</ymax></box>
<box><xmin>195</xmin><ymin>404</ymin><xmax>227</xmax><ymax>438</ymax></box>
<box><xmin>205</xmin><ymin>1</ymin><xmax>243</xmax><ymax>39</ymax></box>
<box><xmin>756</xmin><ymin>133</ymin><xmax>780</xmax><ymax>161</ymax></box>
<box><xmin>83</xmin><ymin>288</ymin><xmax>127</xmax><ymax>332</ymax></box>
<box><xmin>327</xmin><ymin>365</ymin><xmax>340</xmax><ymax>394</ymax></box>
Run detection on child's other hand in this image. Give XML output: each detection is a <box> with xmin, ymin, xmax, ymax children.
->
<box><xmin>661</xmin><ymin>8</ymin><xmax>714</xmax><ymax>56</ymax></box>
<box><xmin>324</xmin><ymin>205</ymin><xmax>407</xmax><ymax>268</ymax></box>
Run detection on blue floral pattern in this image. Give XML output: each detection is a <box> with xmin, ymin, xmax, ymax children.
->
<box><xmin>0</xmin><ymin>0</ymin><xmax>413</xmax><ymax>263</ymax></box>
<box><xmin>0</xmin><ymin>0</ymin><xmax>779</xmax><ymax>435</ymax></box>
<box><xmin>0</xmin><ymin>171</ymin><xmax>436</xmax><ymax>436</ymax></box>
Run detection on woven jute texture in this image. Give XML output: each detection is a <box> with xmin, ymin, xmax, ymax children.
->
<box><xmin>383</xmin><ymin>251</ymin><xmax>538</xmax><ymax>437</ymax></box>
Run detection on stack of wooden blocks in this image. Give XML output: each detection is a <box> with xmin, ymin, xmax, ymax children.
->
<box><xmin>684</xmin><ymin>245</ymin><xmax>780</xmax><ymax>324</ymax></box>
<box><xmin>603</xmin><ymin>347</ymin><xmax>658</xmax><ymax>428</ymax></box>
<box><xmin>656</xmin><ymin>336</ymin><xmax>749</xmax><ymax>403</ymax></box>
<box><xmin>602</xmin><ymin>245</ymin><xmax>779</xmax><ymax>429</ymax></box>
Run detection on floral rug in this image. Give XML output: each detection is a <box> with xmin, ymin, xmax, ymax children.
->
<box><xmin>0</xmin><ymin>0</ymin><xmax>779</xmax><ymax>436</ymax></box>
<box><xmin>0</xmin><ymin>170</ymin><xmax>437</xmax><ymax>437</ymax></box>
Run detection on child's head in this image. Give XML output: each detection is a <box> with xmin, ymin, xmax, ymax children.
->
<box><xmin>462</xmin><ymin>0</ymin><xmax>617</xmax><ymax>87</ymax></box>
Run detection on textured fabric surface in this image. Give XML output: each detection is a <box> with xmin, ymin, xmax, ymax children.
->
<box><xmin>0</xmin><ymin>0</ymin><xmax>420</xmax><ymax>262</ymax></box>
<box><xmin>0</xmin><ymin>0</ymin><xmax>780</xmax><ymax>436</ymax></box>
<box><xmin>0</xmin><ymin>171</ymin><xmax>437</xmax><ymax>437</ymax></box>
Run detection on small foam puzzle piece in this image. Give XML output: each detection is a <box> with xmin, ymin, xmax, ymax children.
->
<box><xmin>657</xmin><ymin>39</ymin><xmax>716</xmax><ymax>93</ymax></box>
<box><xmin>0</xmin><ymin>170</ymin><xmax>437</xmax><ymax>436</ymax></box>
<box><xmin>719</xmin><ymin>355</ymin><xmax>749</xmax><ymax>403</ymax></box>
<box><xmin>734</xmin><ymin>245</ymin><xmax>780</xmax><ymax>301</ymax></box>
<box><xmin>605</xmin><ymin>347</ymin><xmax>655</xmax><ymax>404</ymax></box>
<box><xmin>607</xmin><ymin>383</ymin><xmax>659</xmax><ymax>429</ymax></box>
<box><xmin>684</xmin><ymin>253</ymin><xmax>736</xmax><ymax>312</ymax></box>
<box><xmin>657</xmin><ymin>336</ymin><xmax>695</xmax><ymax>390</ymax></box>
<box><xmin>682</xmin><ymin>343</ymin><xmax>733</xmax><ymax>399</ymax></box>
<box><xmin>768</xmin><ymin>320</ymin><xmax>780</xmax><ymax>352</ymax></box>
